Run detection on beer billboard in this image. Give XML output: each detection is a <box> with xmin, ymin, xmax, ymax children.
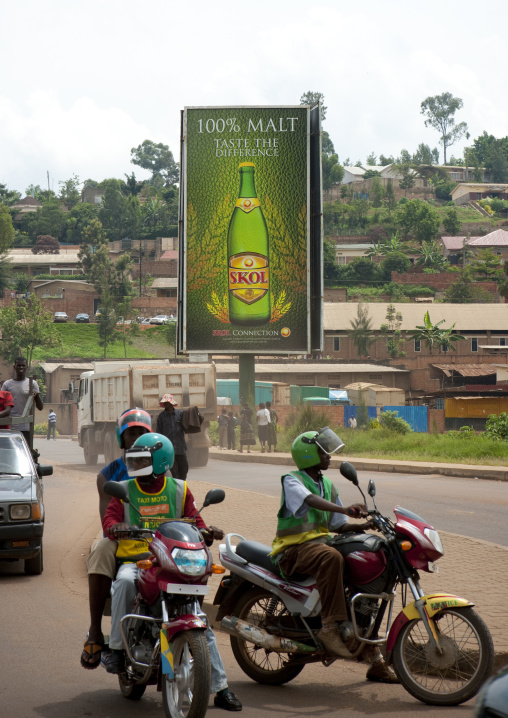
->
<box><xmin>180</xmin><ymin>105</ymin><xmax>313</xmax><ymax>354</ymax></box>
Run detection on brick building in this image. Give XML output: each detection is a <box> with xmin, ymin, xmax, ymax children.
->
<box><xmin>324</xmin><ymin>302</ymin><xmax>508</xmax><ymax>394</ymax></box>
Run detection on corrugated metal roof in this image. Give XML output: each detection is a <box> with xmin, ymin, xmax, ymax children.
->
<box><xmin>324</xmin><ymin>303</ymin><xmax>508</xmax><ymax>332</ymax></box>
<box><xmin>152</xmin><ymin>277</ymin><xmax>178</xmax><ymax>288</ymax></box>
<box><xmin>39</xmin><ymin>362</ymin><xmax>94</xmax><ymax>373</ymax></box>
<box><xmin>431</xmin><ymin>364</ymin><xmax>497</xmax><ymax>378</ymax></box>
<box><xmin>216</xmin><ymin>363</ymin><xmax>407</xmax><ymax>375</ymax></box>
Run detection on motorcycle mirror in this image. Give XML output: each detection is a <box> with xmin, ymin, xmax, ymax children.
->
<box><xmin>104</xmin><ymin>480</ymin><xmax>130</xmax><ymax>503</ymax></box>
<box><xmin>368</xmin><ymin>480</ymin><xmax>376</xmax><ymax>497</ymax></box>
<box><xmin>340</xmin><ymin>461</ymin><xmax>358</xmax><ymax>486</ymax></box>
<box><xmin>202</xmin><ymin>488</ymin><xmax>226</xmax><ymax>508</ymax></box>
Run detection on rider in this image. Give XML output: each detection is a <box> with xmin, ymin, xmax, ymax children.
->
<box><xmin>81</xmin><ymin>408</ymin><xmax>153</xmax><ymax>670</ymax></box>
<box><xmin>103</xmin><ymin>432</ymin><xmax>242</xmax><ymax>711</ymax></box>
<box><xmin>270</xmin><ymin>427</ymin><xmax>398</xmax><ymax>683</ymax></box>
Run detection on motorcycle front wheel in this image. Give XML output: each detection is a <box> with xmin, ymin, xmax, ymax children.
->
<box><xmin>161</xmin><ymin>629</ymin><xmax>210</xmax><ymax>718</ymax></box>
<box><xmin>230</xmin><ymin>587</ymin><xmax>305</xmax><ymax>685</ymax></box>
<box><xmin>392</xmin><ymin>606</ymin><xmax>494</xmax><ymax>706</ymax></box>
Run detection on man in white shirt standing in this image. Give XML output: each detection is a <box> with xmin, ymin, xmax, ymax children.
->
<box><xmin>255</xmin><ymin>402</ymin><xmax>270</xmax><ymax>453</ymax></box>
<box><xmin>2</xmin><ymin>357</ymin><xmax>44</xmax><ymax>447</ymax></box>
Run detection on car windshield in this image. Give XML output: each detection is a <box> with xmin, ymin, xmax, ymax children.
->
<box><xmin>0</xmin><ymin>435</ymin><xmax>34</xmax><ymax>476</ymax></box>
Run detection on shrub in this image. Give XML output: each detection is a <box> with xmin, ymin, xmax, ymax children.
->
<box><xmin>283</xmin><ymin>405</ymin><xmax>335</xmax><ymax>445</ymax></box>
<box><xmin>485</xmin><ymin>413</ymin><xmax>508</xmax><ymax>441</ymax></box>
<box><xmin>34</xmin><ymin>422</ymin><xmax>59</xmax><ymax>436</ymax></box>
<box><xmin>378</xmin><ymin>410</ymin><xmax>412</xmax><ymax>434</ymax></box>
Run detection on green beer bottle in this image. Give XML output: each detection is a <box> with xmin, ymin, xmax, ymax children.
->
<box><xmin>227</xmin><ymin>162</ymin><xmax>270</xmax><ymax>325</ymax></box>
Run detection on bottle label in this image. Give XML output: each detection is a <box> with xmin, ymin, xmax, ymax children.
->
<box><xmin>229</xmin><ymin>253</ymin><xmax>269</xmax><ymax>304</ymax></box>
<box><xmin>235</xmin><ymin>197</ymin><xmax>260</xmax><ymax>213</ymax></box>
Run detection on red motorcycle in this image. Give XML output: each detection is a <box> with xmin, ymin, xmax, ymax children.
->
<box><xmin>103</xmin><ymin>481</ymin><xmax>225</xmax><ymax>718</ymax></box>
<box><xmin>214</xmin><ymin>461</ymin><xmax>494</xmax><ymax>706</ymax></box>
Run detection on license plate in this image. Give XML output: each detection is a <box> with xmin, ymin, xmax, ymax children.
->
<box><xmin>428</xmin><ymin>562</ymin><xmax>439</xmax><ymax>573</ymax></box>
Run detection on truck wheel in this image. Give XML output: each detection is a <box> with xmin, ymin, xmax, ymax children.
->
<box><xmin>188</xmin><ymin>448</ymin><xmax>209</xmax><ymax>469</ymax></box>
<box><xmin>83</xmin><ymin>432</ymin><xmax>98</xmax><ymax>466</ymax></box>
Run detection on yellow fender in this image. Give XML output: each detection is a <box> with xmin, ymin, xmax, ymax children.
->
<box><xmin>386</xmin><ymin>592</ymin><xmax>474</xmax><ymax>657</ymax></box>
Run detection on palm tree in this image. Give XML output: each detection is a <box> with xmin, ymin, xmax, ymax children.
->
<box><xmin>349</xmin><ymin>303</ymin><xmax>375</xmax><ymax>357</ymax></box>
<box><xmin>410</xmin><ymin>311</ymin><xmax>464</xmax><ymax>354</ymax></box>
<box><xmin>365</xmin><ymin>231</ymin><xmax>409</xmax><ymax>259</ymax></box>
<box><xmin>415</xmin><ymin>240</ymin><xmax>449</xmax><ymax>271</ymax></box>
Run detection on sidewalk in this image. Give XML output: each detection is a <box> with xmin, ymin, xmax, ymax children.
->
<box><xmin>208</xmin><ymin>447</ymin><xmax>508</xmax><ymax>481</ymax></box>
<box><xmin>203</xmin><ymin>447</ymin><xmax>508</xmax><ymax>669</ymax></box>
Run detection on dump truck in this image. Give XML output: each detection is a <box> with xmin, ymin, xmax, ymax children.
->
<box><xmin>77</xmin><ymin>360</ymin><xmax>216</xmax><ymax>467</ymax></box>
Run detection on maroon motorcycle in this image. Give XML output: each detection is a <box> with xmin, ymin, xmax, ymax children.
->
<box><xmin>103</xmin><ymin>481</ymin><xmax>225</xmax><ymax>718</ymax></box>
<box><xmin>214</xmin><ymin>461</ymin><xmax>494</xmax><ymax>706</ymax></box>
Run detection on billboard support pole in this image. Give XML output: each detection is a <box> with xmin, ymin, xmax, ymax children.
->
<box><xmin>239</xmin><ymin>354</ymin><xmax>255</xmax><ymax>413</ymax></box>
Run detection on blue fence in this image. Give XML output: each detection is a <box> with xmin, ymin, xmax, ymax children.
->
<box><xmin>344</xmin><ymin>405</ymin><xmax>428</xmax><ymax>432</ymax></box>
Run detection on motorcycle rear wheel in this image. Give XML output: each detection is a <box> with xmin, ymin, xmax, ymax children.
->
<box><xmin>392</xmin><ymin>606</ymin><xmax>494</xmax><ymax>706</ymax></box>
<box><xmin>230</xmin><ymin>587</ymin><xmax>305</xmax><ymax>685</ymax></box>
<box><xmin>162</xmin><ymin>629</ymin><xmax>210</xmax><ymax>718</ymax></box>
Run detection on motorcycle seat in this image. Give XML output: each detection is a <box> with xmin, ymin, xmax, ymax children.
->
<box><xmin>235</xmin><ymin>541</ymin><xmax>308</xmax><ymax>581</ymax></box>
<box><xmin>327</xmin><ymin>533</ymin><xmax>386</xmax><ymax>556</ymax></box>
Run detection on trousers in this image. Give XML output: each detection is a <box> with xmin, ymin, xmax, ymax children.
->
<box><xmin>278</xmin><ymin>540</ymin><xmax>347</xmax><ymax>623</ymax></box>
<box><xmin>109</xmin><ymin>563</ymin><xmax>228</xmax><ymax>693</ymax></box>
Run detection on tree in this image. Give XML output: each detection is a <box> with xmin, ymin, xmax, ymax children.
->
<box><xmin>300</xmin><ymin>91</ymin><xmax>327</xmax><ymax>121</ymax></box>
<box><xmin>385</xmin><ymin>180</ymin><xmax>396</xmax><ymax>215</ymax></box>
<box><xmin>323</xmin><ymin>237</ymin><xmax>339</xmax><ymax>286</ymax></box>
<box><xmin>444</xmin><ymin>267</ymin><xmax>493</xmax><ymax>303</ymax></box>
<box><xmin>27</xmin><ymin>201</ymin><xmax>66</xmax><ymax>241</ymax></box>
<box><xmin>32</xmin><ymin>235</ymin><xmax>60</xmax><ymax>254</ymax></box>
<box><xmin>322</xmin><ymin>153</ymin><xmax>344</xmax><ymax>190</ymax></box>
<box><xmin>366</xmin><ymin>152</ymin><xmax>377</xmax><ymax>166</ymax></box>
<box><xmin>378</xmin><ymin>251</ymin><xmax>412</xmax><ymax>280</ymax></box>
<box><xmin>58</xmin><ymin>175</ymin><xmax>81</xmax><ymax>208</ymax></box>
<box><xmin>395</xmin><ymin>199</ymin><xmax>440</xmax><ymax>243</ymax></box>
<box><xmin>398</xmin><ymin>165</ymin><xmax>416</xmax><ymax>196</ymax></box>
<box><xmin>469</xmin><ymin>248</ymin><xmax>503</xmax><ymax>282</ymax></box>
<box><xmin>0</xmin><ymin>204</ymin><xmax>15</xmax><ymax>250</ymax></box>
<box><xmin>415</xmin><ymin>240</ymin><xmax>448</xmax><ymax>271</ymax></box>
<box><xmin>378</xmin><ymin>154</ymin><xmax>395</xmax><ymax>166</ymax></box>
<box><xmin>0</xmin><ymin>294</ymin><xmax>61</xmax><ymax>365</ymax></box>
<box><xmin>370</xmin><ymin>177</ymin><xmax>385</xmax><ymax>208</ymax></box>
<box><xmin>410</xmin><ymin>311</ymin><xmax>464</xmax><ymax>354</ymax></box>
<box><xmin>380</xmin><ymin>304</ymin><xmax>406</xmax><ymax>359</ymax></box>
<box><xmin>412</xmin><ymin>143</ymin><xmax>439</xmax><ymax>165</ymax></box>
<box><xmin>130</xmin><ymin>140</ymin><xmax>179</xmax><ymax>186</ymax></box>
<box><xmin>348</xmin><ymin>303</ymin><xmax>374</xmax><ymax>357</ymax></box>
<box><xmin>64</xmin><ymin>201</ymin><xmax>99</xmax><ymax>244</ymax></box>
<box><xmin>0</xmin><ymin>183</ymin><xmax>21</xmax><ymax>206</ymax></box>
<box><xmin>420</xmin><ymin>92</ymin><xmax>468</xmax><ymax>165</ymax></box>
<box><xmin>321</xmin><ymin>131</ymin><xmax>335</xmax><ymax>157</ymax></box>
<box><xmin>442</xmin><ymin>207</ymin><xmax>461</xmax><ymax>235</ymax></box>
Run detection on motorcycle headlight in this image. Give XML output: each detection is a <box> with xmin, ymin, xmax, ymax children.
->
<box><xmin>424</xmin><ymin>528</ymin><xmax>444</xmax><ymax>554</ymax></box>
<box><xmin>171</xmin><ymin>548</ymin><xmax>208</xmax><ymax>576</ymax></box>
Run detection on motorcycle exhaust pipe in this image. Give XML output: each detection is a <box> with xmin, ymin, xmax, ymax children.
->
<box><xmin>221</xmin><ymin>616</ymin><xmax>314</xmax><ymax>654</ymax></box>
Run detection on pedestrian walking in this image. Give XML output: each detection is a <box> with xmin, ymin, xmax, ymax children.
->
<box><xmin>47</xmin><ymin>409</ymin><xmax>57</xmax><ymax>440</ymax></box>
<box><xmin>2</xmin><ymin>357</ymin><xmax>44</xmax><ymax>447</ymax></box>
<box><xmin>227</xmin><ymin>411</ymin><xmax>237</xmax><ymax>450</ymax></box>
<box><xmin>265</xmin><ymin>400</ymin><xmax>278</xmax><ymax>453</ymax></box>
<box><xmin>348</xmin><ymin>415</ymin><xmax>357</xmax><ymax>430</ymax></box>
<box><xmin>256</xmin><ymin>402</ymin><xmax>271</xmax><ymax>453</ymax></box>
<box><xmin>238</xmin><ymin>403</ymin><xmax>255</xmax><ymax>454</ymax></box>
<box><xmin>217</xmin><ymin>408</ymin><xmax>229</xmax><ymax>449</ymax></box>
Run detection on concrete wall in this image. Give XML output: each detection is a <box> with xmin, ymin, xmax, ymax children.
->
<box><xmin>34</xmin><ymin>402</ymin><xmax>77</xmax><ymax>436</ymax></box>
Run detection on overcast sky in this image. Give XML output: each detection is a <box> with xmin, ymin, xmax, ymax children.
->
<box><xmin>1</xmin><ymin>0</ymin><xmax>507</xmax><ymax>196</ymax></box>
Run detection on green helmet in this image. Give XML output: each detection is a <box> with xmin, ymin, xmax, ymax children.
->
<box><xmin>125</xmin><ymin>432</ymin><xmax>174</xmax><ymax>478</ymax></box>
<box><xmin>291</xmin><ymin>427</ymin><xmax>345</xmax><ymax>470</ymax></box>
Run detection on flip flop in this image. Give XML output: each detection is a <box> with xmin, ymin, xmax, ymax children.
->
<box><xmin>81</xmin><ymin>639</ymin><xmax>104</xmax><ymax>670</ymax></box>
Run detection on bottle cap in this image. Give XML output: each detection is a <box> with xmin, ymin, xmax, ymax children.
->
<box><xmin>239</xmin><ymin>162</ymin><xmax>255</xmax><ymax>168</ymax></box>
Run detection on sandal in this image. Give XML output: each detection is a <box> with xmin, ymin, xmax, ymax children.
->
<box><xmin>81</xmin><ymin>638</ymin><xmax>104</xmax><ymax>670</ymax></box>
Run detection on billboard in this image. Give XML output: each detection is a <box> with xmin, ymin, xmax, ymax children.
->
<box><xmin>180</xmin><ymin>105</ymin><xmax>313</xmax><ymax>354</ymax></box>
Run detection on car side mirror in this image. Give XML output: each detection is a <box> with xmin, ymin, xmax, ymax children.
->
<box><xmin>38</xmin><ymin>465</ymin><xmax>53</xmax><ymax>477</ymax></box>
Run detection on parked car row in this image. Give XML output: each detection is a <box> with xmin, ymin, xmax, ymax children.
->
<box><xmin>53</xmin><ymin>312</ymin><xmax>176</xmax><ymax>324</ymax></box>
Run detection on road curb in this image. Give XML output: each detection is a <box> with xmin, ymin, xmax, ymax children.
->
<box><xmin>208</xmin><ymin>449</ymin><xmax>508</xmax><ymax>481</ymax></box>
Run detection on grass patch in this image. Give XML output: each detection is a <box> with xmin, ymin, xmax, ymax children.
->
<box><xmin>32</xmin><ymin>324</ymin><xmax>174</xmax><ymax>361</ymax></box>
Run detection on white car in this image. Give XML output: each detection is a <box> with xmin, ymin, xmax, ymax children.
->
<box><xmin>150</xmin><ymin>315</ymin><xmax>174</xmax><ymax>325</ymax></box>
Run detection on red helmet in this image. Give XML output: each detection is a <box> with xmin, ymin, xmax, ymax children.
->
<box><xmin>116</xmin><ymin>408</ymin><xmax>152</xmax><ymax>448</ymax></box>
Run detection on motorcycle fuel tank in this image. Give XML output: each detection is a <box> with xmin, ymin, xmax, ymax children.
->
<box><xmin>329</xmin><ymin>534</ymin><xmax>387</xmax><ymax>586</ymax></box>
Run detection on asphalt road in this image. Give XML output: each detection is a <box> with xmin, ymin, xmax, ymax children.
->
<box><xmin>35</xmin><ymin>438</ymin><xmax>508</xmax><ymax>547</ymax></box>
<box><xmin>0</xmin><ymin>453</ymin><xmax>485</xmax><ymax>718</ymax></box>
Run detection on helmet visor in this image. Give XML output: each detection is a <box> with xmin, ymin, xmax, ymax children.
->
<box><xmin>314</xmin><ymin>427</ymin><xmax>345</xmax><ymax>456</ymax></box>
<box><xmin>126</xmin><ymin>450</ymin><xmax>153</xmax><ymax>477</ymax></box>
